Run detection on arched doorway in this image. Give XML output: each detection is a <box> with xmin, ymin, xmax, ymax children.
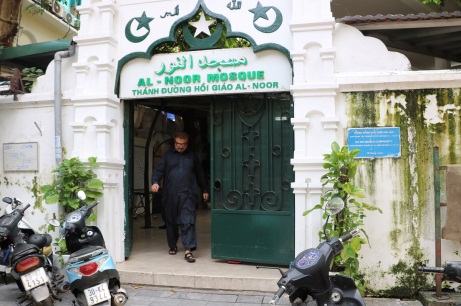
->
<box><xmin>118</xmin><ymin>2</ymin><xmax>294</xmax><ymax>265</ymax></box>
<box><xmin>124</xmin><ymin>91</ymin><xmax>293</xmax><ymax>265</ymax></box>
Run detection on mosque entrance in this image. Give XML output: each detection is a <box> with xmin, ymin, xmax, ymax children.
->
<box><xmin>124</xmin><ymin>92</ymin><xmax>294</xmax><ymax>265</ymax></box>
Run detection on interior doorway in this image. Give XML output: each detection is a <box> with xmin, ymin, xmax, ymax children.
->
<box><xmin>124</xmin><ymin>96</ymin><xmax>212</xmax><ymax>258</ymax></box>
<box><xmin>124</xmin><ymin>92</ymin><xmax>294</xmax><ymax>265</ymax></box>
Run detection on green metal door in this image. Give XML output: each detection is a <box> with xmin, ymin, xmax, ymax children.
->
<box><xmin>124</xmin><ymin>101</ymin><xmax>134</xmax><ymax>257</ymax></box>
<box><xmin>211</xmin><ymin>93</ymin><xmax>294</xmax><ymax>265</ymax></box>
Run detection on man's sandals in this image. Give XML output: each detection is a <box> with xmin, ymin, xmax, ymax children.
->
<box><xmin>169</xmin><ymin>247</ymin><xmax>177</xmax><ymax>255</ymax></box>
<box><xmin>185</xmin><ymin>252</ymin><xmax>196</xmax><ymax>263</ymax></box>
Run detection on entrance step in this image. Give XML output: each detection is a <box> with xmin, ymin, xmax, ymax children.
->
<box><xmin>117</xmin><ymin>261</ymin><xmax>280</xmax><ymax>292</ymax></box>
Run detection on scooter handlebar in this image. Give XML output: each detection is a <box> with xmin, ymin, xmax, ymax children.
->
<box><xmin>340</xmin><ymin>229</ymin><xmax>360</xmax><ymax>243</ymax></box>
<box><xmin>82</xmin><ymin>201</ymin><xmax>99</xmax><ymax>218</ymax></box>
<box><xmin>418</xmin><ymin>266</ymin><xmax>445</xmax><ymax>274</ymax></box>
<box><xmin>270</xmin><ymin>286</ymin><xmax>285</xmax><ymax>305</ymax></box>
<box><xmin>88</xmin><ymin>201</ymin><xmax>99</xmax><ymax>211</ymax></box>
<box><xmin>20</xmin><ymin>203</ymin><xmax>30</xmax><ymax>214</ymax></box>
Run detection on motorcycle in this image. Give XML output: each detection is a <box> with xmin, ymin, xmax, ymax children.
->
<box><xmin>419</xmin><ymin>262</ymin><xmax>461</xmax><ymax>286</ymax></box>
<box><xmin>0</xmin><ymin>196</ymin><xmax>69</xmax><ymax>305</ymax></box>
<box><xmin>51</xmin><ymin>191</ymin><xmax>127</xmax><ymax>306</ymax></box>
<box><xmin>0</xmin><ymin>197</ymin><xmax>35</xmax><ymax>283</ymax></box>
<box><xmin>263</xmin><ymin>199</ymin><xmax>365</xmax><ymax>306</ymax></box>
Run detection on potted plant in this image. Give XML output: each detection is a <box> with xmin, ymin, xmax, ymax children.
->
<box><xmin>41</xmin><ymin>156</ymin><xmax>104</xmax><ymax>260</ymax></box>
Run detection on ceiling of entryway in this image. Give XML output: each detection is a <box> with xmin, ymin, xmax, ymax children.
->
<box><xmin>331</xmin><ymin>0</ymin><xmax>461</xmax><ymax>17</ymax></box>
<box><xmin>332</xmin><ymin>0</ymin><xmax>461</xmax><ymax>64</ymax></box>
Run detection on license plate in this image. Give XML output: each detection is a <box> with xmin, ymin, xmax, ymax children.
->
<box><xmin>20</xmin><ymin>267</ymin><xmax>49</xmax><ymax>290</ymax></box>
<box><xmin>84</xmin><ymin>283</ymin><xmax>111</xmax><ymax>305</ymax></box>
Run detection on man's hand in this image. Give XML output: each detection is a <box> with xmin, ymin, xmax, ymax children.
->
<box><xmin>203</xmin><ymin>193</ymin><xmax>209</xmax><ymax>202</ymax></box>
<box><xmin>152</xmin><ymin>183</ymin><xmax>160</xmax><ymax>192</ymax></box>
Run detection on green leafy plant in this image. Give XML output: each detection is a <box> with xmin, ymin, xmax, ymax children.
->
<box><xmin>41</xmin><ymin>157</ymin><xmax>103</xmax><ymax>256</ymax></box>
<box><xmin>420</xmin><ymin>0</ymin><xmax>444</xmax><ymax>5</ymax></box>
<box><xmin>420</xmin><ymin>0</ymin><xmax>461</xmax><ymax>5</ymax></box>
<box><xmin>21</xmin><ymin>67</ymin><xmax>44</xmax><ymax>92</ymax></box>
<box><xmin>53</xmin><ymin>237</ymin><xmax>68</xmax><ymax>259</ymax></box>
<box><xmin>40</xmin><ymin>156</ymin><xmax>104</xmax><ymax>215</ymax></box>
<box><xmin>46</xmin><ymin>213</ymin><xmax>69</xmax><ymax>260</ymax></box>
<box><xmin>303</xmin><ymin>141</ymin><xmax>382</xmax><ymax>294</ymax></box>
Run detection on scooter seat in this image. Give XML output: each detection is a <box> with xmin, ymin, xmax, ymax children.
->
<box><xmin>27</xmin><ymin>234</ymin><xmax>52</xmax><ymax>248</ymax></box>
<box><xmin>10</xmin><ymin>243</ymin><xmax>40</xmax><ymax>263</ymax></box>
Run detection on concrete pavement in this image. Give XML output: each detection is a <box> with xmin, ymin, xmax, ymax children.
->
<box><xmin>0</xmin><ymin>210</ymin><xmax>427</xmax><ymax>305</ymax></box>
<box><xmin>0</xmin><ymin>275</ymin><xmax>423</xmax><ymax>306</ymax></box>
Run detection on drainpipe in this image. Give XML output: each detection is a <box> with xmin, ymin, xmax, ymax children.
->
<box><xmin>54</xmin><ymin>43</ymin><xmax>76</xmax><ymax>165</ymax></box>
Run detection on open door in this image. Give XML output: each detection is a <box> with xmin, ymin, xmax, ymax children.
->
<box><xmin>211</xmin><ymin>93</ymin><xmax>294</xmax><ymax>265</ymax></box>
<box><xmin>124</xmin><ymin>101</ymin><xmax>134</xmax><ymax>257</ymax></box>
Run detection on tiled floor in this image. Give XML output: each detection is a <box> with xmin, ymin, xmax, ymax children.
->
<box><xmin>117</xmin><ymin>207</ymin><xmax>285</xmax><ymax>292</ymax></box>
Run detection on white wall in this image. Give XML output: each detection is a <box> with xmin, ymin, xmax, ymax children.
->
<box><xmin>18</xmin><ymin>0</ymin><xmax>77</xmax><ymax>46</ymax></box>
<box><xmin>3</xmin><ymin>0</ymin><xmax>461</xmax><ymax>293</ymax></box>
<box><xmin>289</xmin><ymin>4</ymin><xmax>461</xmax><ymax>291</ymax></box>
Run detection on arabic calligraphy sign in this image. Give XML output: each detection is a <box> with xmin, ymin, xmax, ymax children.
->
<box><xmin>119</xmin><ymin>47</ymin><xmax>292</xmax><ymax>98</ymax></box>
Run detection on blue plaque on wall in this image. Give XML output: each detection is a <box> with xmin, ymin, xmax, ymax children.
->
<box><xmin>347</xmin><ymin>127</ymin><xmax>401</xmax><ymax>158</ymax></box>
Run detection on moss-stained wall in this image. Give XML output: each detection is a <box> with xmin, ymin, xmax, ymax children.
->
<box><xmin>345</xmin><ymin>89</ymin><xmax>461</xmax><ymax>296</ymax></box>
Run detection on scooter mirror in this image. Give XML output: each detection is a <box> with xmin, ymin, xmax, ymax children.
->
<box><xmin>49</xmin><ymin>219</ymin><xmax>61</xmax><ymax>227</ymax></box>
<box><xmin>77</xmin><ymin>190</ymin><xmax>87</xmax><ymax>200</ymax></box>
<box><xmin>325</xmin><ymin>198</ymin><xmax>345</xmax><ymax>216</ymax></box>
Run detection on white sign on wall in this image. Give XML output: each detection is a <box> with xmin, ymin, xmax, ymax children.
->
<box><xmin>3</xmin><ymin>142</ymin><xmax>39</xmax><ymax>171</ymax></box>
<box><xmin>120</xmin><ymin>47</ymin><xmax>292</xmax><ymax>99</ymax></box>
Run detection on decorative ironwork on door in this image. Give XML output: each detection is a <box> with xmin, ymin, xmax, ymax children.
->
<box><xmin>211</xmin><ymin>93</ymin><xmax>294</xmax><ymax>265</ymax></box>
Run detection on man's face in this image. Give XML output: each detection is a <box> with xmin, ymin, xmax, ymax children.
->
<box><xmin>174</xmin><ymin>138</ymin><xmax>188</xmax><ymax>153</ymax></box>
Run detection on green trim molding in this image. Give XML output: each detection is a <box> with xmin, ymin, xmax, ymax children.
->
<box><xmin>0</xmin><ymin>39</ymin><xmax>73</xmax><ymax>72</ymax></box>
<box><xmin>0</xmin><ymin>39</ymin><xmax>72</xmax><ymax>61</ymax></box>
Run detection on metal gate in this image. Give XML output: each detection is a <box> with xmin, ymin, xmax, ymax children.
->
<box><xmin>211</xmin><ymin>93</ymin><xmax>294</xmax><ymax>265</ymax></box>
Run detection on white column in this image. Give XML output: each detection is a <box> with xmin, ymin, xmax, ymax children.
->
<box><xmin>69</xmin><ymin>123</ymin><xmax>87</xmax><ymax>157</ymax></box>
<box><xmin>94</xmin><ymin>122</ymin><xmax>115</xmax><ymax>157</ymax></box>
<box><xmin>71</xmin><ymin>0</ymin><xmax>125</xmax><ymax>263</ymax></box>
<box><xmin>290</xmin><ymin>0</ymin><xmax>338</xmax><ymax>252</ymax></box>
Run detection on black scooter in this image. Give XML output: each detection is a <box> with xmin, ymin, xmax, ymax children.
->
<box><xmin>0</xmin><ymin>197</ymin><xmax>69</xmax><ymax>305</ymax></box>
<box><xmin>264</xmin><ymin>199</ymin><xmax>365</xmax><ymax>306</ymax></box>
<box><xmin>51</xmin><ymin>191</ymin><xmax>127</xmax><ymax>306</ymax></box>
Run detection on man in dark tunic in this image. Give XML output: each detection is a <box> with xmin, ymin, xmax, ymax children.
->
<box><xmin>151</xmin><ymin>132</ymin><xmax>209</xmax><ymax>263</ymax></box>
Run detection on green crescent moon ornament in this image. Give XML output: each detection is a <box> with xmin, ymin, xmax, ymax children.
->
<box><xmin>249</xmin><ymin>3</ymin><xmax>283</xmax><ymax>33</ymax></box>
<box><xmin>125</xmin><ymin>12</ymin><xmax>154</xmax><ymax>43</ymax></box>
